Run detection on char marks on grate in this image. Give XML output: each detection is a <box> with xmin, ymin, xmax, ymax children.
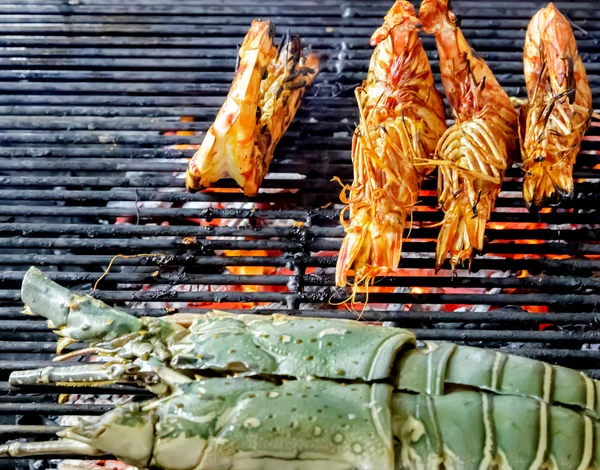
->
<box><xmin>0</xmin><ymin>0</ymin><xmax>600</xmax><ymax>467</ymax></box>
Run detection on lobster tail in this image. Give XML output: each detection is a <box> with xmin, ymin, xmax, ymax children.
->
<box><xmin>186</xmin><ymin>21</ymin><xmax>317</xmax><ymax>196</ymax></box>
<box><xmin>247</xmin><ymin>31</ymin><xmax>319</xmax><ymax>196</ymax></box>
<box><xmin>185</xmin><ymin>20</ymin><xmax>274</xmax><ymax>194</ymax></box>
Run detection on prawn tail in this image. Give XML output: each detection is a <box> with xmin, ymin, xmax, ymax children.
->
<box><xmin>435</xmin><ymin>198</ymin><xmax>489</xmax><ymax>273</ymax></box>
<box><xmin>369</xmin><ymin>211</ymin><xmax>406</xmax><ymax>274</ymax></box>
<box><xmin>335</xmin><ymin>209</ymin><xmax>407</xmax><ymax>289</ymax></box>
<box><xmin>523</xmin><ymin>161</ymin><xmax>574</xmax><ymax>213</ymax></box>
<box><xmin>335</xmin><ymin>215</ymin><xmax>371</xmax><ymax>288</ymax></box>
<box><xmin>435</xmin><ymin>204</ymin><xmax>460</xmax><ymax>273</ymax></box>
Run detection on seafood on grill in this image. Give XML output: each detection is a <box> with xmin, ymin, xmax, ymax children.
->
<box><xmin>185</xmin><ymin>21</ymin><xmax>318</xmax><ymax>196</ymax></box>
<box><xmin>520</xmin><ymin>3</ymin><xmax>593</xmax><ymax>211</ymax></box>
<box><xmin>419</xmin><ymin>0</ymin><xmax>519</xmax><ymax>272</ymax></box>
<box><xmin>335</xmin><ymin>0</ymin><xmax>446</xmax><ymax>290</ymax></box>
<box><xmin>4</xmin><ymin>268</ymin><xmax>600</xmax><ymax>470</ymax></box>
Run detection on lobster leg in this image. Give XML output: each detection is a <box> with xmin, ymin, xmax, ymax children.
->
<box><xmin>9</xmin><ymin>361</ymin><xmax>193</xmax><ymax>397</ymax></box>
<box><xmin>0</xmin><ymin>439</ymin><xmax>103</xmax><ymax>458</ymax></box>
<box><xmin>9</xmin><ymin>363</ymin><xmax>134</xmax><ymax>387</ymax></box>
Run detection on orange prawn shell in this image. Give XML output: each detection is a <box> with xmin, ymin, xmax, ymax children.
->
<box><xmin>523</xmin><ymin>3</ymin><xmax>590</xmax><ymax>103</ymax></box>
<box><xmin>419</xmin><ymin>0</ymin><xmax>519</xmax><ymax>271</ymax></box>
<box><xmin>520</xmin><ymin>2</ymin><xmax>592</xmax><ymax>210</ymax></box>
<box><xmin>185</xmin><ymin>21</ymin><xmax>318</xmax><ymax>196</ymax></box>
<box><xmin>186</xmin><ymin>20</ymin><xmax>275</xmax><ymax>194</ymax></box>
<box><xmin>335</xmin><ymin>0</ymin><xmax>447</xmax><ymax>289</ymax></box>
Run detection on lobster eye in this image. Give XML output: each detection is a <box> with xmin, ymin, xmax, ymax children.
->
<box><xmin>534</xmin><ymin>155</ymin><xmax>545</xmax><ymax>163</ymax></box>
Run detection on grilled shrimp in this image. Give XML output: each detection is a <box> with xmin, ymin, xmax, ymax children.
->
<box><xmin>520</xmin><ymin>3</ymin><xmax>592</xmax><ymax>211</ymax></box>
<box><xmin>419</xmin><ymin>0</ymin><xmax>519</xmax><ymax>272</ymax></box>
<box><xmin>335</xmin><ymin>0</ymin><xmax>446</xmax><ymax>290</ymax></box>
<box><xmin>185</xmin><ymin>21</ymin><xmax>318</xmax><ymax>197</ymax></box>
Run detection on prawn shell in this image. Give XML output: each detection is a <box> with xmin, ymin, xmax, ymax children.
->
<box><xmin>520</xmin><ymin>3</ymin><xmax>592</xmax><ymax>211</ymax></box>
<box><xmin>335</xmin><ymin>0</ymin><xmax>446</xmax><ymax>288</ymax></box>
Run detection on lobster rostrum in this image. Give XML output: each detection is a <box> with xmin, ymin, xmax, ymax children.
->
<box><xmin>3</xmin><ymin>268</ymin><xmax>600</xmax><ymax>470</ymax></box>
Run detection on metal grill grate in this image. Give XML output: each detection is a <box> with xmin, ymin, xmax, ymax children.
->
<box><xmin>0</xmin><ymin>0</ymin><xmax>600</xmax><ymax>467</ymax></box>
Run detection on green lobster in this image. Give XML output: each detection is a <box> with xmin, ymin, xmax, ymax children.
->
<box><xmin>1</xmin><ymin>267</ymin><xmax>599</xmax><ymax>470</ymax></box>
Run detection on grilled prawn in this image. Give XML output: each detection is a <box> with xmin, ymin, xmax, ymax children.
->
<box><xmin>335</xmin><ymin>0</ymin><xmax>446</xmax><ymax>289</ymax></box>
<box><xmin>185</xmin><ymin>21</ymin><xmax>318</xmax><ymax>197</ymax></box>
<box><xmin>520</xmin><ymin>3</ymin><xmax>592</xmax><ymax>211</ymax></box>
<box><xmin>419</xmin><ymin>0</ymin><xmax>519</xmax><ymax>272</ymax></box>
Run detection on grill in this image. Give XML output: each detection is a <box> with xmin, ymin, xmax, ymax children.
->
<box><xmin>0</xmin><ymin>0</ymin><xmax>599</xmax><ymax>468</ymax></box>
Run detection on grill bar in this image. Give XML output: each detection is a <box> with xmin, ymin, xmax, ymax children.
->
<box><xmin>2</xmin><ymin>271</ymin><xmax>599</xmax><ymax>290</ymax></box>
<box><xmin>0</xmin><ymin>404</ymin><xmax>114</xmax><ymax>416</ymax></box>
<box><xmin>1</xmin><ymin>1</ymin><xmax>600</xmax><ymax>467</ymax></box>
<box><xmin>1</xmin><ymin>158</ymin><xmax>600</xmax><ymax>172</ymax></box>
<box><xmin>2</xmin><ymin>190</ymin><xmax>600</xmax><ymax>210</ymax></box>
<box><xmin>5</xmin><ymin>329</ymin><xmax>600</xmax><ymax>350</ymax></box>
<box><xmin>0</xmin><ymin>223</ymin><xmax>598</xmax><ymax>242</ymax></box>
<box><xmin>0</xmin><ymin>239</ymin><xmax>596</xmax><ymax>258</ymax></box>
<box><xmin>4</xmin><ymin>290</ymin><xmax>599</xmax><ymax>307</ymax></box>
<box><xmin>1</xmin><ymin>254</ymin><xmax>598</xmax><ymax>274</ymax></box>
<box><xmin>4</xmin><ymin>205</ymin><xmax>600</xmax><ymax>228</ymax></box>
<box><xmin>0</xmin><ymin>308</ymin><xmax>598</xmax><ymax>325</ymax></box>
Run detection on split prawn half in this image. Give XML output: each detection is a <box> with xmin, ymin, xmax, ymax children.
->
<box><xmin>520</xmin><ymin>3</ymin><xmax>593</xmax><ymax>212</ymax></box>
<box><xmin>419</xmin><ymin>0</ymin><xmax>519</xmax><ymax>272</ymax></box>
<box><xmin>334</xmin><ymin>0</ymin><xmax>447</xmax><ymax>294</ymax></box>
<box><xmin>185</xmin><ymin>20</ymin><xmax>319</xmax><ymax>196</ymax></box>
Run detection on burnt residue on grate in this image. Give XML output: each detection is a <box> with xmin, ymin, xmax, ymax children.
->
<box><xmin>0</xmin><ymin>0</ymin><xmax>600</xmax><ymax>468</ymax></box>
